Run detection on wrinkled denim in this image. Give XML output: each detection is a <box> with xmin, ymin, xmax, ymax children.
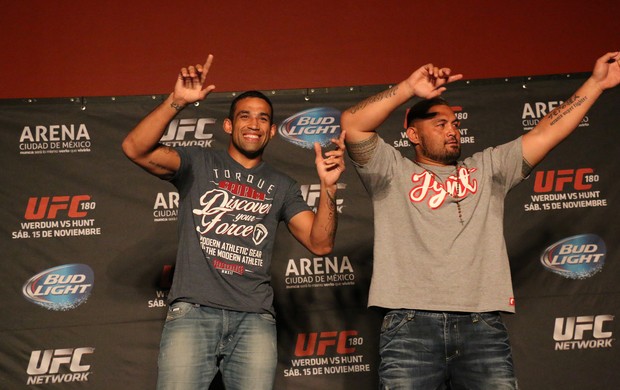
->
<box><xmin>379</xmin><ymin>310</ymin><xmax>517</xmax><ymax>390</ymax></box>
<box><xmin>157</xmin><ymin>302</ymin><xmax>277</xmax><ymax>390</ymax></box>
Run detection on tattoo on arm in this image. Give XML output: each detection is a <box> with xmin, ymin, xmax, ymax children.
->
<box><xmin>346</xmin><ymin>133</ymin><xmax>379</xmax><ymax>165</ymax></box>
<box><xmin>148</xmin><ymin>144</ymin><xmax>176</xmax><ymax>175</ymax></box>
<box><xmin>547</xmin><ymin>95</ymin><xmax>589</xmax><ymax>126</ymax></box>
<box><xmin>348</xmin><ymin>86</ymin><xmax>399</xmax><ymax>114</ymax></box>
<box><xmin>325</xmin><ymin>189</ymin><xmax>338</xmax><ymax>240</ymax></box>
<box><xmin>148</xmin><ymin>160</ymin><xmax>175</xmax><ymax>173</ymax></box>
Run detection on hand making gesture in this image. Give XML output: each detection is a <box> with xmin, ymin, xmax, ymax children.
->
<box><xmin>314</xmin><ymin>130</ymin><xmax>347</xmax><ymax>187</ymax></box>
<box><xmin>404</xmin><ymin>63</ymin><xmax>463</xmax><ymax>99</ymax></box>
<box><xmin>172</xmin><ymin>54</ymin><xmax>217</xmax><ymax>107</ymax></box>
<box><xmin>590</xmin><ymin>51</ymin><xmax>620</xmax><ymax>92</ymax></box>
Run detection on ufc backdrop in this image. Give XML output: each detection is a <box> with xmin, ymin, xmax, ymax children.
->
<box><xmin>1</xmin><ymin>73</ymin><xmax>619</xmax><ymax>390</ymax></box>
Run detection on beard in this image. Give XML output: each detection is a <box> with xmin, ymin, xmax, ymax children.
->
<box><xmin>418</xmin><ymin>141</ymin><xmax>461</xmax><ymax>164</ymax></box>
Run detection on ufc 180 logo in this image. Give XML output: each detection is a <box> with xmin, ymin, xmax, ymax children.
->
<box><xmin>27</xmin><ymin>347</ymin><xmax>94</xmax><ymax>375</ymax></box>
<box><xmin>24</xmin><ymin>195</ymin><xmax>94</xmax><ymax>220</ymax></box>
<box><xmin>295</xmin><ymin>330</ymin><xmax>362</xmax><ymax>356</ymax></box>
<box><xmin>533</xmin><ymin>168</ymin><xmax>597</xmax><ymax>193</ymax></box>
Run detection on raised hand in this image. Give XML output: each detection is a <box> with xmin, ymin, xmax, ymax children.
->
<box><xmin>404</xmin><ymin>64</ymin><xmax>463</xmax><ymax>99</ymax></box>
<box><xmin>172</xmin><ymin>54</ymin><xmax>216</xmax><ymax>106</ymax></box>
<box><xmin>314</xmin><ymin>130</ymin><xmax>347</xmax><ymax>187</ymax></box>
<box><xmin>590</xmin><ymin>51</ymin><xmax>620</xmax><ymax>92</ymax></box>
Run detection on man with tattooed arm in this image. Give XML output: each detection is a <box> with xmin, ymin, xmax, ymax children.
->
<box><xmin>122</xmin><ymin>54</ymin><xmax>346</xmax><ymax>389</ymax></box>
<box><xmin>340</xmin><ymin>52</ymin><xmax>620</xmax><ymax>389</ymax></box>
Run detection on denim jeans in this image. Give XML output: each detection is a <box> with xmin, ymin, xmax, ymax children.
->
<box><xmin>157</xmin><ymin>302</ymin><xmax>277</xmax><ymax>390</ymax></box>
<box><xmin>379</xmin><ymin>310</ymin><xmax>517</xmax><ymax>390</ymax></box>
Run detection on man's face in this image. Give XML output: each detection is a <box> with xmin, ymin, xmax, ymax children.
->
<box><xmin>407</xmin><ymin>104</ymin><xmax>461</xmax><ymax>165</ymax></box>
<box><xmin>225</xmin><ymin>97</ymin><xmax>276</xmax><ymax>159</ymax></box>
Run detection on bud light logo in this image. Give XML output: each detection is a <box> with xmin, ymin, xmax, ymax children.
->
<box><xmin>23</xmin><ymin>264</ymin><xmax>94</xmax><ymax>311</ymax></box>
<box><xmin>540</xmin><ymin>234</ymin><xmax>606</xmax><ymax>279</ymax></box>
<box><xmin>278</xmin><ymin>107</ymin><xmax>341</xmax><ymax>149</ymax></box>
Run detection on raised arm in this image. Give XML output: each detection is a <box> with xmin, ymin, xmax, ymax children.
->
<box><xmin>340</xmin><ymin>64</ymin><xmax>461</xmax><ymax>163</ymax></box>
<box><xmin>522</xmin><ymin>51</ymin><xmax>620</xmax><ymax>167</ymax></box>
<box><xmin>287</xmin><ymin>131</ymin><xmax>346</xmax><ymax>255</ymax></box>
<box><xmin>341</xmin><ymin>64</ymin><xmax>462</xmax><ymax>142</ymax></box>
<box><xmin>121</xmin><ymin>55</ymin><xmax>216</xmax><ymax>179</ymax></box>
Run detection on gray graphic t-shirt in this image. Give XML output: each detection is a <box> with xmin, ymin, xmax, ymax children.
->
<box><xmin>355</xmin><ymin>136</ymin><xmax>524</xmax><ymax>313</ymax></box>
<box><xmin>168</xmin><ymin>147</ymin><xmax>310</xmax><ymax>315</ymax></box>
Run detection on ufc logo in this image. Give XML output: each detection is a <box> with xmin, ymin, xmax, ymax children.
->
<box><xmin>533</xmin><ymin>168</ymin><xmax>594</xmax><ymax>193</ymax></box>
<box><xmin>25</xmin><ymin>195</ymin><xmax>91</xmax><ymax>220</ymax></box>
<box><xmin>26</xmin><ymin>347</ymin><xmax>94</xmax><ymax>375</ymax></box>
<box><xmin>553</xmin><ymin>315</ymin><xmax>613</xmax><ymax>341</ymax></box>
<box><xmin>161</xmin><ymin>118</ymin><xmax>215</xmax><ymax>141</ymax></box>
<box><xmin>295</xmin><ymin>330</ymin><xmax>358</xmax><ymax>356</ymax></box>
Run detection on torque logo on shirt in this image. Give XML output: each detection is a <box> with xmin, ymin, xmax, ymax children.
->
<box><xmin>219</xmin><ymin>181</ymin><xmax>266</xmax><ymax>200</ymax></box>
<box><xmin>540</xmin><ymin>234</ymin><xmax>606</xmax><ymax>279</ymax></box>
<box><xmin>278</xmin><ymin>107</ymin><xmax>341</xmax><ymax>149</ymax></box>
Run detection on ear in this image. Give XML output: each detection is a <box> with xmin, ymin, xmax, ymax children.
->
<box><xmin>406</xmin><ymin>126</ymin><xmax>419</xmax><ymax>145</ymax></box>
<box><xmin>223</xmin><ymin>118</ymin><xmax>233</xmax><ymax>134</ymax></box>
<box><xmin>269</xmin><ymin>124</ymin><xmax>276</xmax><ymax>138</ymax></box>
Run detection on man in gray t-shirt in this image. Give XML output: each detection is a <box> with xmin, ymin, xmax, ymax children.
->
<box><xmin>122</xmin><ymin>54</ymin><xmax>347</xmax><ymax>390</ymax></box>
<box><xmin>341</xmin><ymin>52</ymin><xmax>620</xmax><ymax>389</ymax></box>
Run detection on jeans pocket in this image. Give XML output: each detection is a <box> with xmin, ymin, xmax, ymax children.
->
<box><xmin>380</xmin><ymin>311</ymin><xmax>411</xmax><ymax>335</ymax></box>
<box><xmin>258</xmin><ymin>312</ymin><xmax>276</xmax><ymax>324</ymax></box>
<box><xmin>165</xmin><ymin>301</ymin><xmax>195</xmax><ymax>322</ymax></box>
<box><xmin>476</xmin><ymin>312</ymin><xmax>508</xmax><ymax>333</ymax></box>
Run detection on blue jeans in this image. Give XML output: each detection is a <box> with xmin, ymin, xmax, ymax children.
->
<box><xmin>157</xmin><ymin>302</ymin><xmax>277</xmax><ymax>390</ymax></box>
<box><xmin>379</xmin><ymin>310</ymin><xmax>517</xmax><ymax>390</ymax></box>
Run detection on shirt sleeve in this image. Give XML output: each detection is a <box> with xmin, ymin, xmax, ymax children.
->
<box><xmin>355</xmin><ymin>136</ymin><xmax>400</xmax><ymax>197</ymax></box>
<box><xmin>488</xmin><ymin>136</ymin><xmax>525</xmax><ymax>194</ymax></box>
<box><xmin>280</xmin><ymin>179</ymin><xmax>312</xmax><ymax>224</ymax></box>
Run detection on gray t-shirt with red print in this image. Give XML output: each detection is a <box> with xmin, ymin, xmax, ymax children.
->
<box><xmin>168</xmin><ymin>147</ymin><xmax>310</xmax><ymax>316</ymax></box>
<box><xmin>354</xmin><ymin>136</ymin><xmax>524</xmax><ymax>313</ymax></box>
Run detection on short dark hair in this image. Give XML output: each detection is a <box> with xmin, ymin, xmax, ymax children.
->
<box><xmin>406</xmin><ymin>97</ymin><xmax>450</xmax><ymax>127</ymax></box>
<box><xmin>228</xmin><ymin>90</ymin><xmax>274</xmax><ymax>124</ymax></box>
